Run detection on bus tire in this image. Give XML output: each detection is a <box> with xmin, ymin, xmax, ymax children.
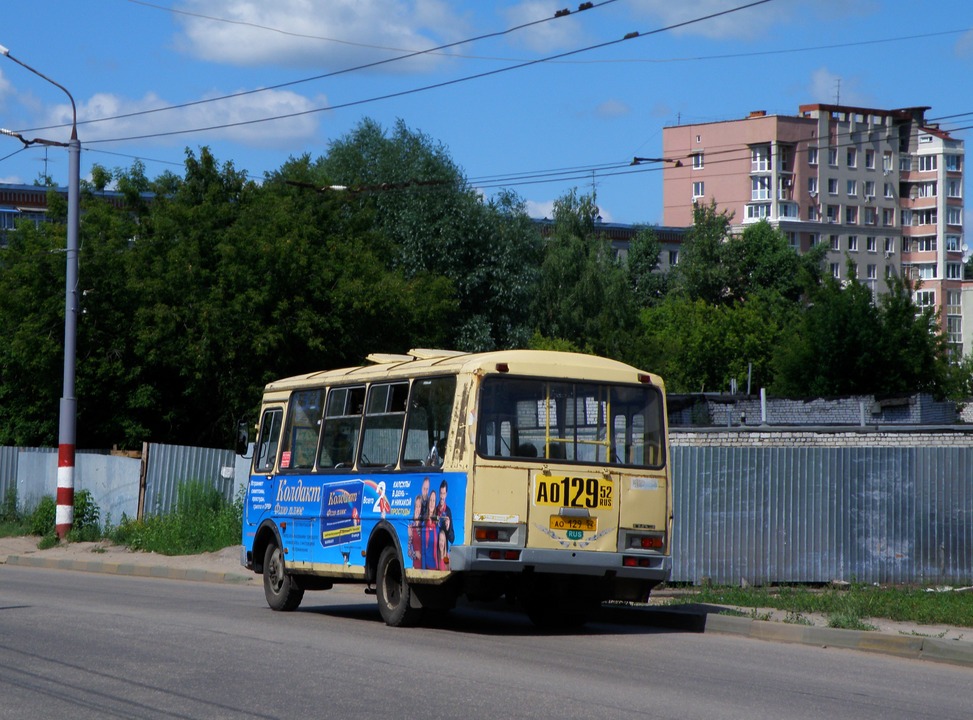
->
<box><xmin>263</xmin><ymin>542</ymin><xmax>304</xmax><ymax>612</ymax></box>
<box><xmin>376</xmin><ymin>546</ymin><xmax>423</xmax><ymax>627</ymax></box>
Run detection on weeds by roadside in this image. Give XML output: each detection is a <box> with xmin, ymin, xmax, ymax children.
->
<box><xmin>664</xmin><ymin>583</ymin><xmax>973</xmax><ymax>630</ymax></box>
<box><xmin>0</xmin><ymin>482</ymin><xmax>241</xmax><ymax>555</ymax></box>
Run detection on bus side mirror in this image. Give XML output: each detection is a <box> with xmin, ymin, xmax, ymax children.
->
<box><xmin>235</xmin><ymin>420</ymin><xmax>250</xmax><ymax>457</ymax></box>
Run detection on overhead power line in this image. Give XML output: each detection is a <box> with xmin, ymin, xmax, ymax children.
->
<box><xmin>22</xmin><ymin>0</ymin><xmax>618</xmax><ymax>135</ymax></box>
<box><xmin>81</xmin><ymin>0</ymin><xmax>772</xmax><ymax>145</ymax></box>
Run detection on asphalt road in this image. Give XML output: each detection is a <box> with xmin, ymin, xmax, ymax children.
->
<box><xmin>1</xmin><ymin>566</ymin><xmax>970</xmax><ymax>720</ymax></box>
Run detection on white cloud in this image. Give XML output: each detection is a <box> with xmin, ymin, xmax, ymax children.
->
<box><xmin>0</xmin><ymin>69</ymin><xmax>11</xmax><ymax>102</ymax></box>
<box><xmin>595</xmin><ymin>99</ymin><xmax>631</xmax><ymax>118</ymax></box>
<box><xmin>807</xmin><ymin>67</ymin><xmax>868</xmax><ymax>107</ymax></box>
<box><xmin>51</xmin><ymin>88</ymin><xmax>325</xmax><ymax>149</ymax></box>
<box><xmin>956</xmin><ymin>29</ymin><xmax>973</xmax><ymax>58</ymax></box>
<box><xmin>501</xmin><ymin>1</ymin><xmax>586</xmax><ymax>53</ymax></box>
<box><xmin>174</xmin><ymin>0</ymin><xmax>469</xmax><ymax>71</ymax></box>
<box><xmin>632</xmin><ymin>0</ymin><xmax>876</xmax><ymax>42</ymax></box>
<box><xmin>525</xmin><ymin>198</ymin><xmax>555</xmax><ymax>219</ymax></box>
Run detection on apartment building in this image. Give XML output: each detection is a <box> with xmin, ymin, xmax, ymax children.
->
<box><xmin>662</xmin><ymin>105</ymin><xmax>967</xmax><ymax>355</ymax></box>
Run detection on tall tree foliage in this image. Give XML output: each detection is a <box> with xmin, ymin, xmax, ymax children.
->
<box><xmin>531</xmin><ymin>191</ymin><xmax>638</xmax><ymax>360</ymax></box>
<box><xmin>318</xmin><ymin>119</ymin><xmax>541</xmax><ymax>350</ymax></box>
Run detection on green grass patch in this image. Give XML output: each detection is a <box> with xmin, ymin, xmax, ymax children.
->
<box><xmin>108</xmin><ymin>481</ymin><xmax>242</xmax><ymax>555</ymax></box>
<box><xmin>667</xmin><ymin>584</ymin><xmax>973</xmax><ymax>629</ymax></box>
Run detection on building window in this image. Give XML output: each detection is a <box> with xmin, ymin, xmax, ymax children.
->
<box><xmin>947</xmin><ymin>290</ymin><xmax>962</xmax><ymax>313</ymax></box>
<box><xmin>917</xmin><ymin>181</ymin><xmax>937</xmax><ymax>198</ymax></box>
<box><xmin>746</xmin><ymin>203</ymin><xmax>771</xmax><ymax>220</ymax></box>
<box><xmin>692</xmin><ymin>153</ymin><xmax>704</xmax><ymax>169</ymax></box>
<box><xmin>864</xmin><ymin>180</ymin><xmax>876</xmax><ymax>198</ymax></box>
<box><xmin>902</xmin><ymin>208</ymin><xmax>913</xmax><ymax>226</ymax></box>
<box><xmin>883</xmin><ymin>151</ymin><xmax>893</xmax><ymax>173</ymax></box>
<box><xmin>946</xmin><ymin>235</ymin><xmax>961</xmax><ymax>252</ymax></box>
<box><xmin>918</xmin><ymin>155</ymin><xmax>937</xmax><ymax>172</ymax></box>
<box><xmin>808</xmin><ymin>146</ymin><xmax>818</xmax><ymax>165</ymax></box>
<box><xmin>826</xmin><ymin>205</ymin><xmax>839</xmax><ymax>223</ymax></box>
<box><xmin>947</xmin><ymin>179</ymin><xmax>962</xmax><ymax>198</ymax></box>
<box><xmin>912</xmin><ymin>208</ymin><xmax>937</xmax><ymax>225</ymax></box>
<box><xmin>846</xmin><ymin>147</ymin><xmax>857</xmax><ymax>168</ymax></box>
<box><xmin>866</xmin><ymin>236</ymin><xmax>877</xmax><ymax>253</ymax></box>
<box><xmin>809</xmin><ymin>232</ymin><xmax>820</xmax><ymax>246</ymax></box>
<box><xmin>946</xmin><ymin>154</ymin><xmax>962</xmax><ymax>172</ymax></box>
<box><xmin>847</xmin><ymin>179</ymin><xmax>858</xmax><ymax>197</ymax></box>
<box><xmin>848</xmin><ymin>236</ymin><xmax>859</xmax><ymax>252</ymax></box>
<box><xmin>882</xmin><ymin>208</ymin><xmax>895</xmax><ymax>227</ymax></box>
<box><xmin>947</xmin><ymin>262</ymin><xmax>963</xmax><ymax>280</ymax></box>
<box><xmin>910</xmin><ymin>236</ymin><xmax>937</xmax><ymax>252</ymax></box>
<box><xmin>668</xmin><ymin>250</ymin><xmax>679</xmax><ymax>266</ymax></box>
<box><xmin>900</xmin><ymin>155</ymin><xmax>913</xmax><ymax>172</ymax></box>
<box><xmin>808</xmin><ymin>177</ymin><xmax>818</xmax><ymax>194</ymax></box>
<box><xmin>867</xmin><ymin>264</ymin><xmax>877</xmax><ymax>280</ymax></box>
<box><xmin>692</xmin><ymin>181</ymin><xmax>704</xmax><ymax>198</ymax></box>
<box><xmin>830</xmin><ymin>262</ymin><xmax>841</xmax><ymax>278</ymax></box>
<box><xmin>828</xmin><ymin>178</ymin><xmax>839</xmax><ymax>195</ymax></box>
<box><xmin>886</xmin><ymin>265</ymin><xmax>894</xmax><ymax>278</ymax></box>
<box><xmin>884</xmin><ymin>182</ymin><xmax>894</xmax><ymax>199</ymax></box>
<box><xmin>845</xmin><ymin>206</ymin><xmax>858</xmax><ymax>225</ymax></box>
<box><xmin>863</xmin><ymin>207</ymin><xmax>877</xmax><ymax>226</ymax></box>
<box><xmin>865</xmin><ymin>149</ymin><xmax>875</xmax><ymax>169</ymax></box>
<box><xmin>915</xmin><ymin>289</ymin><xmax>936</xmax><ymax>307</ymax></box>
<box><xmin>911</xmin><ymin>264</ymin><xmax>938</xmax><ymax>280</ymax></box>
<box><xmin>830</xmin><ymin>235</ymin><xmax>840</xmax><ymax>251</ymax></box>
<box><xmin>808</xmin><ymin>205</ymin><xmax>819</xmax><ymax>221</ymax></box>
<box><xmin>947</xmin><ymin>206</ymin><xmax>963</xmax><ymax>226</ymax></box>
<box><xmin>751</xmin><ymin>177</ymin><xmax>771</xmax><ymax>200</ymax></box>
<box><xmin>751</xmin><ymin>145</ymin><xmax>771</xmax><ymax>172</ymax></box>
<box><xmin>947</xmin><ymin>316</ymin><xmax>962</xmax><ymax>350</ymax></box>
<box><xmin>828</xmin><ymin>147</ymin><xmax>838</xmax><ymax>167</ymax></box>
<box><xmin>884</xmin><ymin>237</ymin><xmax>895</xmax><ymax>254</ymax></box>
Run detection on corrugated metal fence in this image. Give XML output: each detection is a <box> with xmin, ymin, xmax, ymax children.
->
<box><xmin>4</xmin><ymin>442</ymin><xmax>972</xmax><ymax>584</ymax></box>
<box><xmin>671</xmin><ymin>446</ymin><xmax>973</xmax><ymax>585</ymax></box>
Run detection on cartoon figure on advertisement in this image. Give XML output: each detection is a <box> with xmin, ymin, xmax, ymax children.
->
<box><xmin>372</xmin><ymin>480</ymin><xmax>391</xmax><ymax>518</ymax></box>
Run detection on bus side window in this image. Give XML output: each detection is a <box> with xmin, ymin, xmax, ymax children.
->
<box><xmin>279</xmin><ymin>389</ymin><xmax>324</xmax><ymax>471</ymax></box>
<box><xmin>254</xmin><ymin>408</ymin><xmax>283</xmax><ymax>473</ymax></box>
<box><xmin>318</xmin><ymin>386</ymin><xmax>365</xmax><ymax>469</ymax></box>
<box><xmin>359</xmin><ymin>382</ymin><xmax>410</xmax><ymax>468</ymax></box>
<box><xmin>402</xmin><ymin>376</ymin><xmax>457</xmax><ymax>467</ymax></box>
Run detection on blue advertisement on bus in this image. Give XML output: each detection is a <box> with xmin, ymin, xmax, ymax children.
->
<box><xmin>250</xmin><ymin>472</ymin><xmax>466</xmax><ymax>571</ymax></box>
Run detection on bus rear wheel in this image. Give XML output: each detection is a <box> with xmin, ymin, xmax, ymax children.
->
<box><xmin>263</xmin><ymin>542</ymin><xmax>304</xmax><ymax>611</ymax></box>
<box><xmin>376</xmin><ymin>546</ymin><xmax>423</xmax><ymax>627</ymax></box>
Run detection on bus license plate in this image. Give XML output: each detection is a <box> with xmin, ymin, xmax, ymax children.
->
<box><xmin>550</xmin><ymin>515</ymin><xmax>597</xmax><ymax>532</ymax></box>
<box><xmin>535</xmin><ymin>475</ymin><xmax>613</xmax><ymax>510</ymax></box>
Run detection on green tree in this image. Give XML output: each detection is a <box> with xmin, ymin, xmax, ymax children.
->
<box><xmin>531</xmin><ymin>190</ymin><xmax>638</xmax><ymax>361</ymax></box>
<box><xmin>319</xmin><ymin>119</ymin><xmax>541</xmax><ymax>351</ymax></box>
<box><xmin>673</xmin><ymin>199</ymin><xmax>732</xmax><ymax>304</ymax></box>
<box><xmin>771</xmin><ymin>272</ymin><xmax>948</xmax><ymax>397</ymax></box>
<box><xmin>628</xmin><ymin>226</ymin><xmax>669</xmax><ymax>307</ymax></box>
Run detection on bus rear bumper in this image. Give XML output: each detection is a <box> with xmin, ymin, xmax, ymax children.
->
<box><xmin>450</xmin><ymin>546</ymin><xmax>671</xmax><ymax>583</ymax></box>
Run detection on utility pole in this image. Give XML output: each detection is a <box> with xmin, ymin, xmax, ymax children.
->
<box><xmin>0</xmin><ymin>44</ymin><xmax>80</xmax><ymax>540</ymax></box>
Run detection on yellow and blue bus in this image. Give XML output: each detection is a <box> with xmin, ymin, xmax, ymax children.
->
<box><xmin>239</xmin><ymin>349</ymin><xmax>671</xmax><ymax>627</ymax></box>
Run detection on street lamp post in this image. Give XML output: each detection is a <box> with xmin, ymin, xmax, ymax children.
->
<box><xmin>0</xmin><ymin>44</ymin><xmax>80</xmax><ymax>540</ymax></box>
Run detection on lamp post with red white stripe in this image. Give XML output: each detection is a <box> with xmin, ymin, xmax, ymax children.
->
<box><xmin>0</xmin><ymin>44</ymin><xmax>80</xmax><ymax>539</ymax></box>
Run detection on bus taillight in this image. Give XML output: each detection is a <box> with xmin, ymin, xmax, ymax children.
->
<box><xmin>487</xmin><ymin>549</ymin><xmax>521</xmax><ymax>561</ymax></box>
<box><xmin>475</xmin><ymin>526</ymin><xmax>513</xmax><ymax>542</ymax></box>
<box><xmin>630</xmin><ymin>534</ymin><xmax>664</xmax><ymax>550</ymax></box>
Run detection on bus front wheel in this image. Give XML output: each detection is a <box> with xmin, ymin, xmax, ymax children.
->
<box><xmin>263</xmin><ymin>542</ymin><xmax>304</xmax><ymax>611</ymax></box>
<box><xmin>376</xmin><ymin>546</ymin><xmax>423</xmax><ymax>627</ymax></box>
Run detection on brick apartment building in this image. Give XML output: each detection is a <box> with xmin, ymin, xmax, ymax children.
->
<box><xmin>662</xmin><ymin>104</ymin><xmax>968</xmax><ymax>355</ymax></box>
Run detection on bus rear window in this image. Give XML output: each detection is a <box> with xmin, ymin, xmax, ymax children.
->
<box><xmin>476</xmin><ymin>377</ymin><xmax>665</xmax><ymax>468</ymax></box>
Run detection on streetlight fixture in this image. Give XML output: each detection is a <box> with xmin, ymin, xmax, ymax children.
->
<box><xmin>0</xmin><ymin>44</ymin><xmax>80</xmax><ymax>540</ymax></box>
<box><xmin>630</xmin><ymin>156</ymin><xmax>683</xmax><ymax>167</ymax></box>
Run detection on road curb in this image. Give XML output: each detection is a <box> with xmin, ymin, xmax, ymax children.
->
<box><xmin>703</xmin><ymin>612</ymin><xmax>973</xmax><ymax>667</ymax></box>
<box><xmin>2</xmin><ymin>553</ymin><xmax>256</xmax><ymax>585</ymax></box>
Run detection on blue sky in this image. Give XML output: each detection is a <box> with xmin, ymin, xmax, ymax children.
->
<box><xmin>1</xmin><ymin>0</ymin><xmax>971</xmax><ymax>225</ymax></box>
